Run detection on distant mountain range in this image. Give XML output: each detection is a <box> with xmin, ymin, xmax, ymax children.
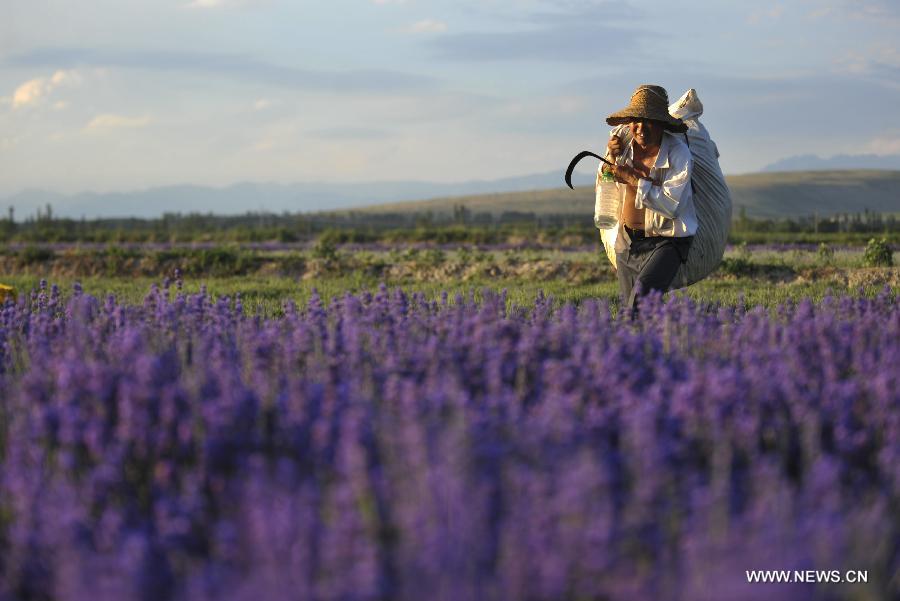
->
<box><xmin>761</xmin><ymin>154</ymin><xmax>900</xmax><ymax>172</ymax></box>
<box><xmin>3</xmin><ymin>165</ymin><xmax>900</xmax><ymax>221</ymax></box>
<box><xmin>1</xmin><ymin>171</ymin><xmax>597</xmax><ymax>220</ymax></box>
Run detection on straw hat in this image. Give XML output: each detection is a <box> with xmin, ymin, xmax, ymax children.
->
<box><xmin>606</xmin><ymin>85</ymin><xmax>687</xmax><ymax>133</ymax></box>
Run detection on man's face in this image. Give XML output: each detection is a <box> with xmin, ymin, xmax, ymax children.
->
<box><xmin>629</xmin><ymin>118</ymin><xmax>664</xmax><ymax>149</ymax></box>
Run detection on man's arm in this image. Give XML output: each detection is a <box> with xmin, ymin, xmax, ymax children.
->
<box><xmin>610</xmin><ymin>164</ymin><xmax>661</xmax><ymax>188</ymax></box>
<box><xmin>632</xmin><ymin>145</ymin><xmax>692</xmax><ymax>220</ymax></box>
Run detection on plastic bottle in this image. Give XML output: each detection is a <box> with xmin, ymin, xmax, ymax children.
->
<box><xmin>594</xmin><ymin>169</ymin><xmax>619</xmax><ymax>229</ymax></box>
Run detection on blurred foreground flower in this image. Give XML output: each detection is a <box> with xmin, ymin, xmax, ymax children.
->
<box><xmin>0</xmin><ymin>283</ymin><xmax>16</xmax><ymax>304</ymax></box>
<box><xmin>0</xmin><ymin>282</ymin><xmax>897</xmax><ymax>601</ymax></box>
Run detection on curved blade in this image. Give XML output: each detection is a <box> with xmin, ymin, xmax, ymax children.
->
<box><xmin>564</xmin><ymin>150</ymin><xmax>611</xmax><ymax>189</ymax></box>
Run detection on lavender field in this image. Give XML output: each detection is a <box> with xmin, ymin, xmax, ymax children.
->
<box><xmin>0</xmin><ymin>278</ymin><xmax>897</xmax><ymax>601</ymax></box>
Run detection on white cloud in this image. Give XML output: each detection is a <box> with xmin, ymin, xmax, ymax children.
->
<box><xmin>51</xmin><ymin>71</ymin><xmax>77</xmax><ymax>86</ymax></box>
<box><xmin>12</xmin><ymin>80</ymin><xmax>44</xmax><ymax>108</ymax></box>
<box><xmin>0</xmin><ymin>136</ymin><xmax>23</xmax><ymax>152</ymax></box>
<box><xmin>807</xmin><ymin>6</ymin><xmax>833</xmax><ymax>19</ymax></box>
<box><xmin>835</xmin><ymin>51</ymin><xmax>870</xmax><ymax>75</ymax></box>
<box><xmin>407</xmin><ymin>19</ymin><xmax>448</xmax><ymax>33</ymax></box>
<box><xmin>85</xmin><ymin>114</ymin><xmax>152</xmax><ymax>130</ymax></box>
<box><xmin>183</xmin><ymin>0</ymin><xmax>271</xmax><ymax>8</ymax></box>
<box><xmin>848</xmin><ymin>1</ymin><xmax>900</xmax><ymax>20</ymax></box>
<box><xmin>489</xmin><ymin>94</ymin><xmax>589</xmax><ymax>125</ymax></box>
<box><xmin>253</xmin><ymin>98</ymin><xmax>273</xmax><ymax>110</ymax></box>
<box><xmin>747</xmin><ymin>4</ymin><xmax>785</xmax><ymax>24</ymax></box>
<box><xmin>10</xmin><ymin>70</ymin><xmax>81</xmax><ymax>109</ymax></box>
<box><xmin>864</xmin><ymin>133</ymin><xmax>900</xmax><ymax>155</ymax></box>
<box><xmin>251</xmin><ymin>137</ymin><xmax>275</xmax><ymax>152</ymax></box>
<box><xmin>557</xmin><ymin>95</ymin><xmax>588</xmax><ymax>114</ymax></box>
<box><xmin>834</xmin><ymin>44</ymin><xmax>900</xmax><ymax>80</ymax></box>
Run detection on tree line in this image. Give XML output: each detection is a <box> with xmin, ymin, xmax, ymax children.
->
<box><xmin>1</xmin><ymin>203</ymin><xmax>898</xmax><ymax>245</ymax></box>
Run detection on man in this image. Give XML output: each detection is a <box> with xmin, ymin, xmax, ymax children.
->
<box><xmin>602</xmin><ymin>84</ymin><xmax>698</xmax><ymax>314</ymax></box>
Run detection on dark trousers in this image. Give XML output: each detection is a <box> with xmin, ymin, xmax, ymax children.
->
<box><xmin>616</xmin><ymin>231</ymin><xmax>693</xmax><ymax>314</ymax></box>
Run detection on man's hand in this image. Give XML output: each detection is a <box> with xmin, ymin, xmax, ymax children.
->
<box><xmin>612</xmin><ymin>165</ymin><xmax>661</xmax><ymax>188</ymax></box>
<box><xmin>612</xmin><ymin>164</ymin><xmax>640</xmax><ymax>186</ymax></box>
<box><xmin>606</xmin><ymin>134</ymin><xmax>625</xmax><ymax>160</ymax></box>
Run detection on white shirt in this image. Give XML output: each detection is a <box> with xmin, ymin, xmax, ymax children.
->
<box><xmin>609</xmin><ymin>129</ymin><xmax>698</xmax><ymax>253</ymax></box>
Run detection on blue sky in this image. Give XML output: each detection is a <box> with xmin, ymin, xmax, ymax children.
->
<box><xmin>2</xmin><ymin>0</ymin><xmax>900</xmax><ymax>196</ymax></box>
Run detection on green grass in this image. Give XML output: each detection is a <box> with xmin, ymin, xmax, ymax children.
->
<box><xmin>2</xmin><ymin>241</ymin><xmax>893</xmax><ymax>315</ymax></box>
<box><xmin>1</xmin><ymin>273</ymin><xmax>616</xmax><ymax>311</ymax></box>
<box><xmin>4</xmin><ymin>269</ymin><xmax>892</xmax><ymax>319</ymax></box>
<box><xmin>677</xmin><ymin>279</ymin><xmax>863</xmax><ymax>307</ymax></box>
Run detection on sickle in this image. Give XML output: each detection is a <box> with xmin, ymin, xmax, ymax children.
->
<box><xmin>564</xmin><ymin>150</ymin><xmax>615</xmax><ymax>189</ymax></box>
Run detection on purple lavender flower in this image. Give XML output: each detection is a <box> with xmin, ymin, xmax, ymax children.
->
<box><xmin>0</xmin><ymin>283</ymin><xmax>896</xmax><ymax>600</ymax></box>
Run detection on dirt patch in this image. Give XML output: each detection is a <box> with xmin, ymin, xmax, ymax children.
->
<box><xmin>845</xmin><ymin>267</ymin><xmax>900</xmax><ymax>290</ymax></box>
<box><xmin>710</xmin><ymin>260</ymin><xmax>797</xmax><ymax>283</ymax></box>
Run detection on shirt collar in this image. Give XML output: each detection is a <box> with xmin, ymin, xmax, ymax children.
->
<box><xmin>655</xmin><ymin>132</ymin><xmax>673</xmax><ymax>169</ymax></box>
<box><xmin>626</xmin><ymin>131</ymin><xmax>673</xmax><ymax>169</ymax></box>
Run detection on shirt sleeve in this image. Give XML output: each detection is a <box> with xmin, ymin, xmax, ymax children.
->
<box><xmin>633</xmin><ymin>144</ymin><xmax>692</xmax><ymax>220</ymax></box>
